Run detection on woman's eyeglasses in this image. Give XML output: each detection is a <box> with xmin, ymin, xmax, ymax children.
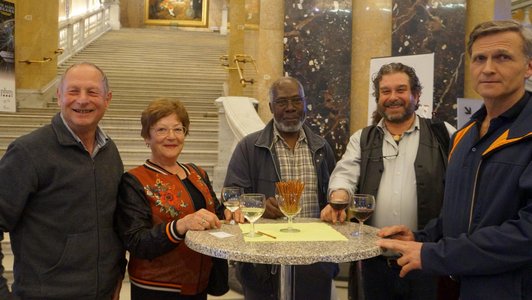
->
<box><xmin>153</xmin><ymin>126</ymin><xmax>187</xmax><ymax>137</ymax></box>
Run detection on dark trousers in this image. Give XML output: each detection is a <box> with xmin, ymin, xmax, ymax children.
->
<box><xmin>236</xmin><ymin>262</ymin><xmax>337</xmax><ymax>300</ymax></box>
<box><xmin>131</xmin><ymin>284</ymin><xmax>207</xmax><ymax>300</ymax></box>
<box><xmin>349</xmin><ymin>256</ymin><xmax>438</xmax><ymax>300</ymax></box>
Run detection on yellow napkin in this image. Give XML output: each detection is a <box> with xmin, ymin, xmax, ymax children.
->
<box><xmin>239</xmin><ymin>222</ymin><xmax>348</xmax><ymax>242</ymax></box>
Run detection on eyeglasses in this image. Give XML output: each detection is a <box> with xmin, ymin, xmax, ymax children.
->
<box><xmin>152</xmin><ymin>126</ymin><xmax>187</xmax><ymax>137</ymax></box>
<box><xmin>368</xmin><ymin>149</ymin><xmax>399</xmax><ymax>162</ymax></box>
<box><xmin>272</xmin><ymin>96</ymin><xmax>305</xmax><ymax>108</ymax></box>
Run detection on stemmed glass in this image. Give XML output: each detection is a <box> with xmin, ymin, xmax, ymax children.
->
<box><xmin>328</xmin><ymin>194</ymin><xmax>350</xmax><ymax>215</ymax></box>
<box><xmin>348</xmin><ymin>194</ymin><xmax>375</xmax><ymax>237</ymax></box>
<box><xmin>275</xmin><ymin>180</ymin><xmax>304</xmax><ymax>233</ymax></box>
<box><xmin>276</xmin><ymin>192</ymin><xmax>302</xmax><ymax>232</ymax></box>
<box><xmin>221</xmin><ymin>186</ymin><xmax>243</xmax><ymax>225</ymax></box>
<box><xmin>239</xmin><ymin>193</ymin><xmax>266</xmax><ymax>238</ymax></box>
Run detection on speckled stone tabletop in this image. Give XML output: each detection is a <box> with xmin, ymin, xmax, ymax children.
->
<box><xmin>185</xmin><ymin>218</ymin><xmax>382</xmax><ymax>265</ymax></box>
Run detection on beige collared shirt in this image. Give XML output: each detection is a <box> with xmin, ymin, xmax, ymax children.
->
<box><xmin>273</xmin><ymin>125</ymin><xmax>319</xmax><ymax>218</ymax></box>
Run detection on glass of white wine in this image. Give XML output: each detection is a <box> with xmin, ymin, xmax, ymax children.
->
<box><xmin>240</xmin><ymin>193</ymin><xmax>266</xmax><ymax>238</ymax></box>
<box><xmin>349</xmin><ymin>194</ymin><xmax>375</xmax><ymax>237</ymax></box>
<box><xmin>221</xmin><ymin>186</ymin><xmax>243</xmax><ymax>225</ymax></box>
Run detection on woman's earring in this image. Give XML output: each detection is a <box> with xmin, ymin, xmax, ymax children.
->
<box><xmin>146</xmin><ymin>143</ymin><xmax>150</xmax><ymax>148</ymax></box>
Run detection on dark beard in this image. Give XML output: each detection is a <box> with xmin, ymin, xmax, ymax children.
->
<box><xmin>378</xmin><ymin>100</ymin><xmax>416</xmax><ymax>123</ymax></box>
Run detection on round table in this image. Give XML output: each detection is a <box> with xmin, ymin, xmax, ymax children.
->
<box><xmin>185</xmin><ymin>218</ymin><xmax>382</xmax><ymax>299</ymax></box>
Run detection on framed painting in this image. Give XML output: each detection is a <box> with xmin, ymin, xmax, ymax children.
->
<box><xmin>145</xmin><ymin>0</ymin><xmax>208</xmax><ymax>27</ymax></box>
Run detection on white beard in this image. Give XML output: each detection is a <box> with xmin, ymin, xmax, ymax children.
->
<box><xmin>273</xmin><ymin>118</ymin><xmax>304</xmax><ymax>133</ymax></box>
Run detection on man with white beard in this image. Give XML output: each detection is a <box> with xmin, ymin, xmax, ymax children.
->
<box><xmin>224</xmin><ymin>76</ymin><xmax>338</xmax><ymax>300</ymax></box>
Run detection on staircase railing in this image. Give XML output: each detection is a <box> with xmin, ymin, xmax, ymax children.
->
<box><xmin>58</xmin><ymin>6</ymin><xmax>111</xmax><ymax>65</ymax></box>
<box><xmin>212</xmin><ymin>97</ymin><xmax>265</xmax><ymax>193</ymax></box>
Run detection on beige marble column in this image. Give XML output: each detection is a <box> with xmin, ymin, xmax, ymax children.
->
<box><xmin>350</xmin><ymin>0</ymin><xmax>392</xmax><ymax>133</ymax></box>
<box><xmin>227</xmin><ymin>0</ymin><xmax>246</xmax><ymax>96</ymax></box>
<box><xmin>255</xmin><ymin>0</ymin><xmax>284</xmax><ymax>121</ymax></box>
<box><xmin>14</xmin><ymin>0</ymin><xmax>59</xmax><ymax>108</ymax></box>
<box><xmin>15</xmin><ymin>0</ymin><xmax>58</xmax><ymax>89</ymax></box>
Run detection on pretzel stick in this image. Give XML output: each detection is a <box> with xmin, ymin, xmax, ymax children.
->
<box><xmin>275</xmin><ymin>180</ymin><xmax>305</xmax><ymax>214</ymax></box>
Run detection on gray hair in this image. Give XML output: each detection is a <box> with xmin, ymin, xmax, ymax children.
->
<box><xmin>467</xmin><ymin>19</ymin><xmax>532</xmax><ymax>58</ymax></box>
<box><xmin>58</xmin><ymin>62</ymin><xmax>110</xmax><ymax>94</ymax></box>
<box><xmin>268</xmin><ymin>76</ymin><xmax>305</xmax><ymax>102</ymax></box>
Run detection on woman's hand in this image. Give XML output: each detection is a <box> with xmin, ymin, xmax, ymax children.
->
<box><xmin>175</xmin><ymin>209</ymin><xmax>222</xmax><ymax>235</ymax></box>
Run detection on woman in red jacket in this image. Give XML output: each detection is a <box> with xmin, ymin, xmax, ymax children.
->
<box><xmin>117</xmin><ymin>98</ymin><xmax>226</xmax><ymax>300</ymax></box>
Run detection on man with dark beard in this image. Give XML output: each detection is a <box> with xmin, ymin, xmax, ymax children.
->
<box><xmin>320</xmin><ymin>62</ymin><xmax>455</xmax><ymax>300</ymax></box>
<box><xmin>224</xmin><ymin>76</ymin><xmax>338</xmax><ymax>299</ymax></box>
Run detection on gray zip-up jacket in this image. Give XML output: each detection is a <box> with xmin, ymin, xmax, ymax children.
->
<box><xmin>0</xmin><ymin>113</ymin><xmax>125</xmax><ymax>300</ymax></box>
<box><xmin>223</xmin><ymin>120</ymin><xmax>338</xmax><ymax>299</ymax></box>
<box><xmin>223</xmin><ymin>120</ymin><xmax>336</xmax><ymax>208</ymax></box>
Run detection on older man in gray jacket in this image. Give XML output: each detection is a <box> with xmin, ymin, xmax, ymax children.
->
<box><xmin>0</xmin><ymin>62</ymin><xmax>125</xmax><ymax>299</ymax></box>
<box><xmin>224</xmin><ymin>76</ymin><xmax>338</xmax><ymax>300</ymax></box>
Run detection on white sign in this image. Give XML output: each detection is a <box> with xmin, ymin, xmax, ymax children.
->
<box><xmin>368</xmin><ymin>53</ymin><xmax>435</xmax><ymax>125</ymax></box>
<box><xmin>0</xmin><ymin>0</ymin><xmax>16</xmax><ymax>112</ymax></box>
<box><xmin>457</xmin><ymin>98</ymin><xmax>483</xmax><ymax>129</ymax></box>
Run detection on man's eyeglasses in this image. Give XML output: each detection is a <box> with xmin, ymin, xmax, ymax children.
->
<box><xmin>368</xmin><ymin>149</ymin><xmax>399</xmax><ymax>162</ymax></box>
<box><xmin>153</xmin><ymin>126</ymin><xmax>187</xmax><ymax>137</ymax></box>
<box><xmin>272</xmin><ymin>96</ymin><xmax>305</xmax><ymax>108</ymax></box>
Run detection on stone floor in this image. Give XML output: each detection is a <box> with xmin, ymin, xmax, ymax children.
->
<box><xmin>119</xmin><ymin>281</ymin><xmax>348</xmax><ymax>300</ymax></box>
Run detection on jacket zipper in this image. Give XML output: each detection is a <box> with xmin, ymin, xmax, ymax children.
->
<box><xmin>467</xmin><ymin>160</ymin><xmax>483</xmax><ymax>233</ymax></box>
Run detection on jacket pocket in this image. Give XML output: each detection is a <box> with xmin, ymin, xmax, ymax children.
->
<box><xmin>39</xmin><ymin>231</ymin><xmax>97</xmax><ymax>298</ymax></box>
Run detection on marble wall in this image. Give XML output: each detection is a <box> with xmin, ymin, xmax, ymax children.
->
<box><xmin>283</xmin><ymin>0</ymin><xmax>352</xmax><ymax>160</ymax></box>
<box><xmin>392</xmin><ymin>0</ymin><xmax>466</xmax><ymax>126</ymax></box>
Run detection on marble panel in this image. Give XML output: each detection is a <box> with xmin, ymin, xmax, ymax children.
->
<box><xmin>392</xmin><ymin>0</ymin><xmax>466</xmax><ymax>126</ymax></box>
<box><xmin>284</xmin><ymin>0</ymin><xmax>352</xmax><ymax>160</ymax></box>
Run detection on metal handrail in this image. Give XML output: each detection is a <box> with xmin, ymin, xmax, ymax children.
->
<box><xmin>233</xmin><ymin>54</ymin><xmax>257</xmax><ymax>87</ymax></box>
<box><xmin>18</xmin><ymin>57</ymin><xmax>53</xmax><ymax>64</ymax></box>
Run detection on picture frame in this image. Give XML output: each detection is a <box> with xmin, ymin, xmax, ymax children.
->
<box><xmin>145</xmin><ymin>0</ymin><xmax>208</xmax><ymax>27</ymax></box>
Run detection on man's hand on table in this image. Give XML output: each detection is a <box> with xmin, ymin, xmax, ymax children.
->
<box><xmin>263</xmin><ymin>196</ymin><xmax>284</xmax><ymax>219</ymax></box>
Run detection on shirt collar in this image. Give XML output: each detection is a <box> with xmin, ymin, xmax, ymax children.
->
<box><xmin>471</xmin><ymin>93</ymin><xmax>528</xmax><ymax>123</ymax></box>
<box><xmin>376</xmin><ymin>114</ymin><xmax>420</xmax><ymax>134</ymax></box>
<box><xmin>272</xmin><ymin>124</ymin><xmax>307</xmax><ymax>146</ymax></box>
<box><xmin>60</xmin><ymin>113</ymin><xmax>108</xmax><ymax>149</ymax></box>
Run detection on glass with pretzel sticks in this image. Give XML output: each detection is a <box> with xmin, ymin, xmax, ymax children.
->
<box><xmin>275</xmin><ymin>180</ymin><xmax>305</xmax><ymax>233</ymax></box>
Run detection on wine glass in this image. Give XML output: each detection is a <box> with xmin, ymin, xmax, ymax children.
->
<box><xmin>221</xmin><ymin>186</ymin><xmax>243</xmax><ymax>225</ymax></box>
<box><xmin>349</xmin><ymin>194</ymin><xmax>375</xmax><ymax>237</ymax></box>
<box><xmin>276</xmin><ymin>192</ymin><xmax>302</xmax><ymax>233</ymax></box>
<box><xmin>239</xmin><ymin>193</ymin><xmax>266</xmax><ymax>238</ymax></box>
<box><xmin>328</xmin><ymin>191</ymin><xmax>350</xmax><ymax>219</ymax></box>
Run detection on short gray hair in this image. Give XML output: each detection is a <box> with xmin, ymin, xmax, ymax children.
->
<box><xmin>58</xmin><ymin>62</ymin><xmax>110</xmax><ymax>95</ymax></box>
<box><xmin>467</xmin><ymin>19</ymin><xmax>532</xmax><ymax>58</ymax></box>
<box><xmin>268</xmin><ymin>76</ymin><xmax>305</xmax><ymax>102</ymax></box>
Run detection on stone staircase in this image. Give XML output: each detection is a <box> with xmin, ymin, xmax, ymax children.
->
<box><xmin>0</xmin><ymin>27</ymin><xmax>228</xmax><ymax>293</ymax></box>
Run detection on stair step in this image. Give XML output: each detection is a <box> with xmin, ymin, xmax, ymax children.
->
<box><xmin>0</xmin><ymin>113</ymin><xmax>218</xmax><ymax>129</ymax></box>
<box><xmin>17</xmin><ymin>107</ymin><xmax>218</xmax><ymax>118</ymax></box>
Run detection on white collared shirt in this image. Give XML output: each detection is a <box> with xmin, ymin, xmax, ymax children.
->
<box><xmin>328</xmin><ymin>115</ymin><xmax>454</xmax><ymax>230</ymax></box>
<box><xmin>60</xmin><ymin>113</ymin><xmax>108</xmax><ymax>158</ymax></box>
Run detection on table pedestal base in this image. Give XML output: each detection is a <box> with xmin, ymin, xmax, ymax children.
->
<box><xmin>279</xmin><ymin>265</ymin><xmax>295</xmax><ymax>300</ymax></box>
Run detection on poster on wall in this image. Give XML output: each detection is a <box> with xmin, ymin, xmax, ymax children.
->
<box><xmin>367</xmin><ymin>53</ymin><xmax>434</xmax><ymax>125</ymax></box>
<box><xmin>457</xmin><ymin>98</ymin><xmax>483</xmax><ymax>129</ymax></box>
<box><xmin>0</xmin><ymin>0</ymin><xmax>15</xmax><ymax>112</ymax></box>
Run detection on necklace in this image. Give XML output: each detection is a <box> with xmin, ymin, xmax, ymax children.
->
<box><xmin>392</xmin><ymin>134</ymin><xmax>402</xmax><ymax>142</ymax></box>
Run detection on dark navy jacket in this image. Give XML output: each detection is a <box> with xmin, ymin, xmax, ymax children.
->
<box><xmin>417</xmin><ymin>93</ymin><xmax>532</xmax><ymax>299</ymax></box>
